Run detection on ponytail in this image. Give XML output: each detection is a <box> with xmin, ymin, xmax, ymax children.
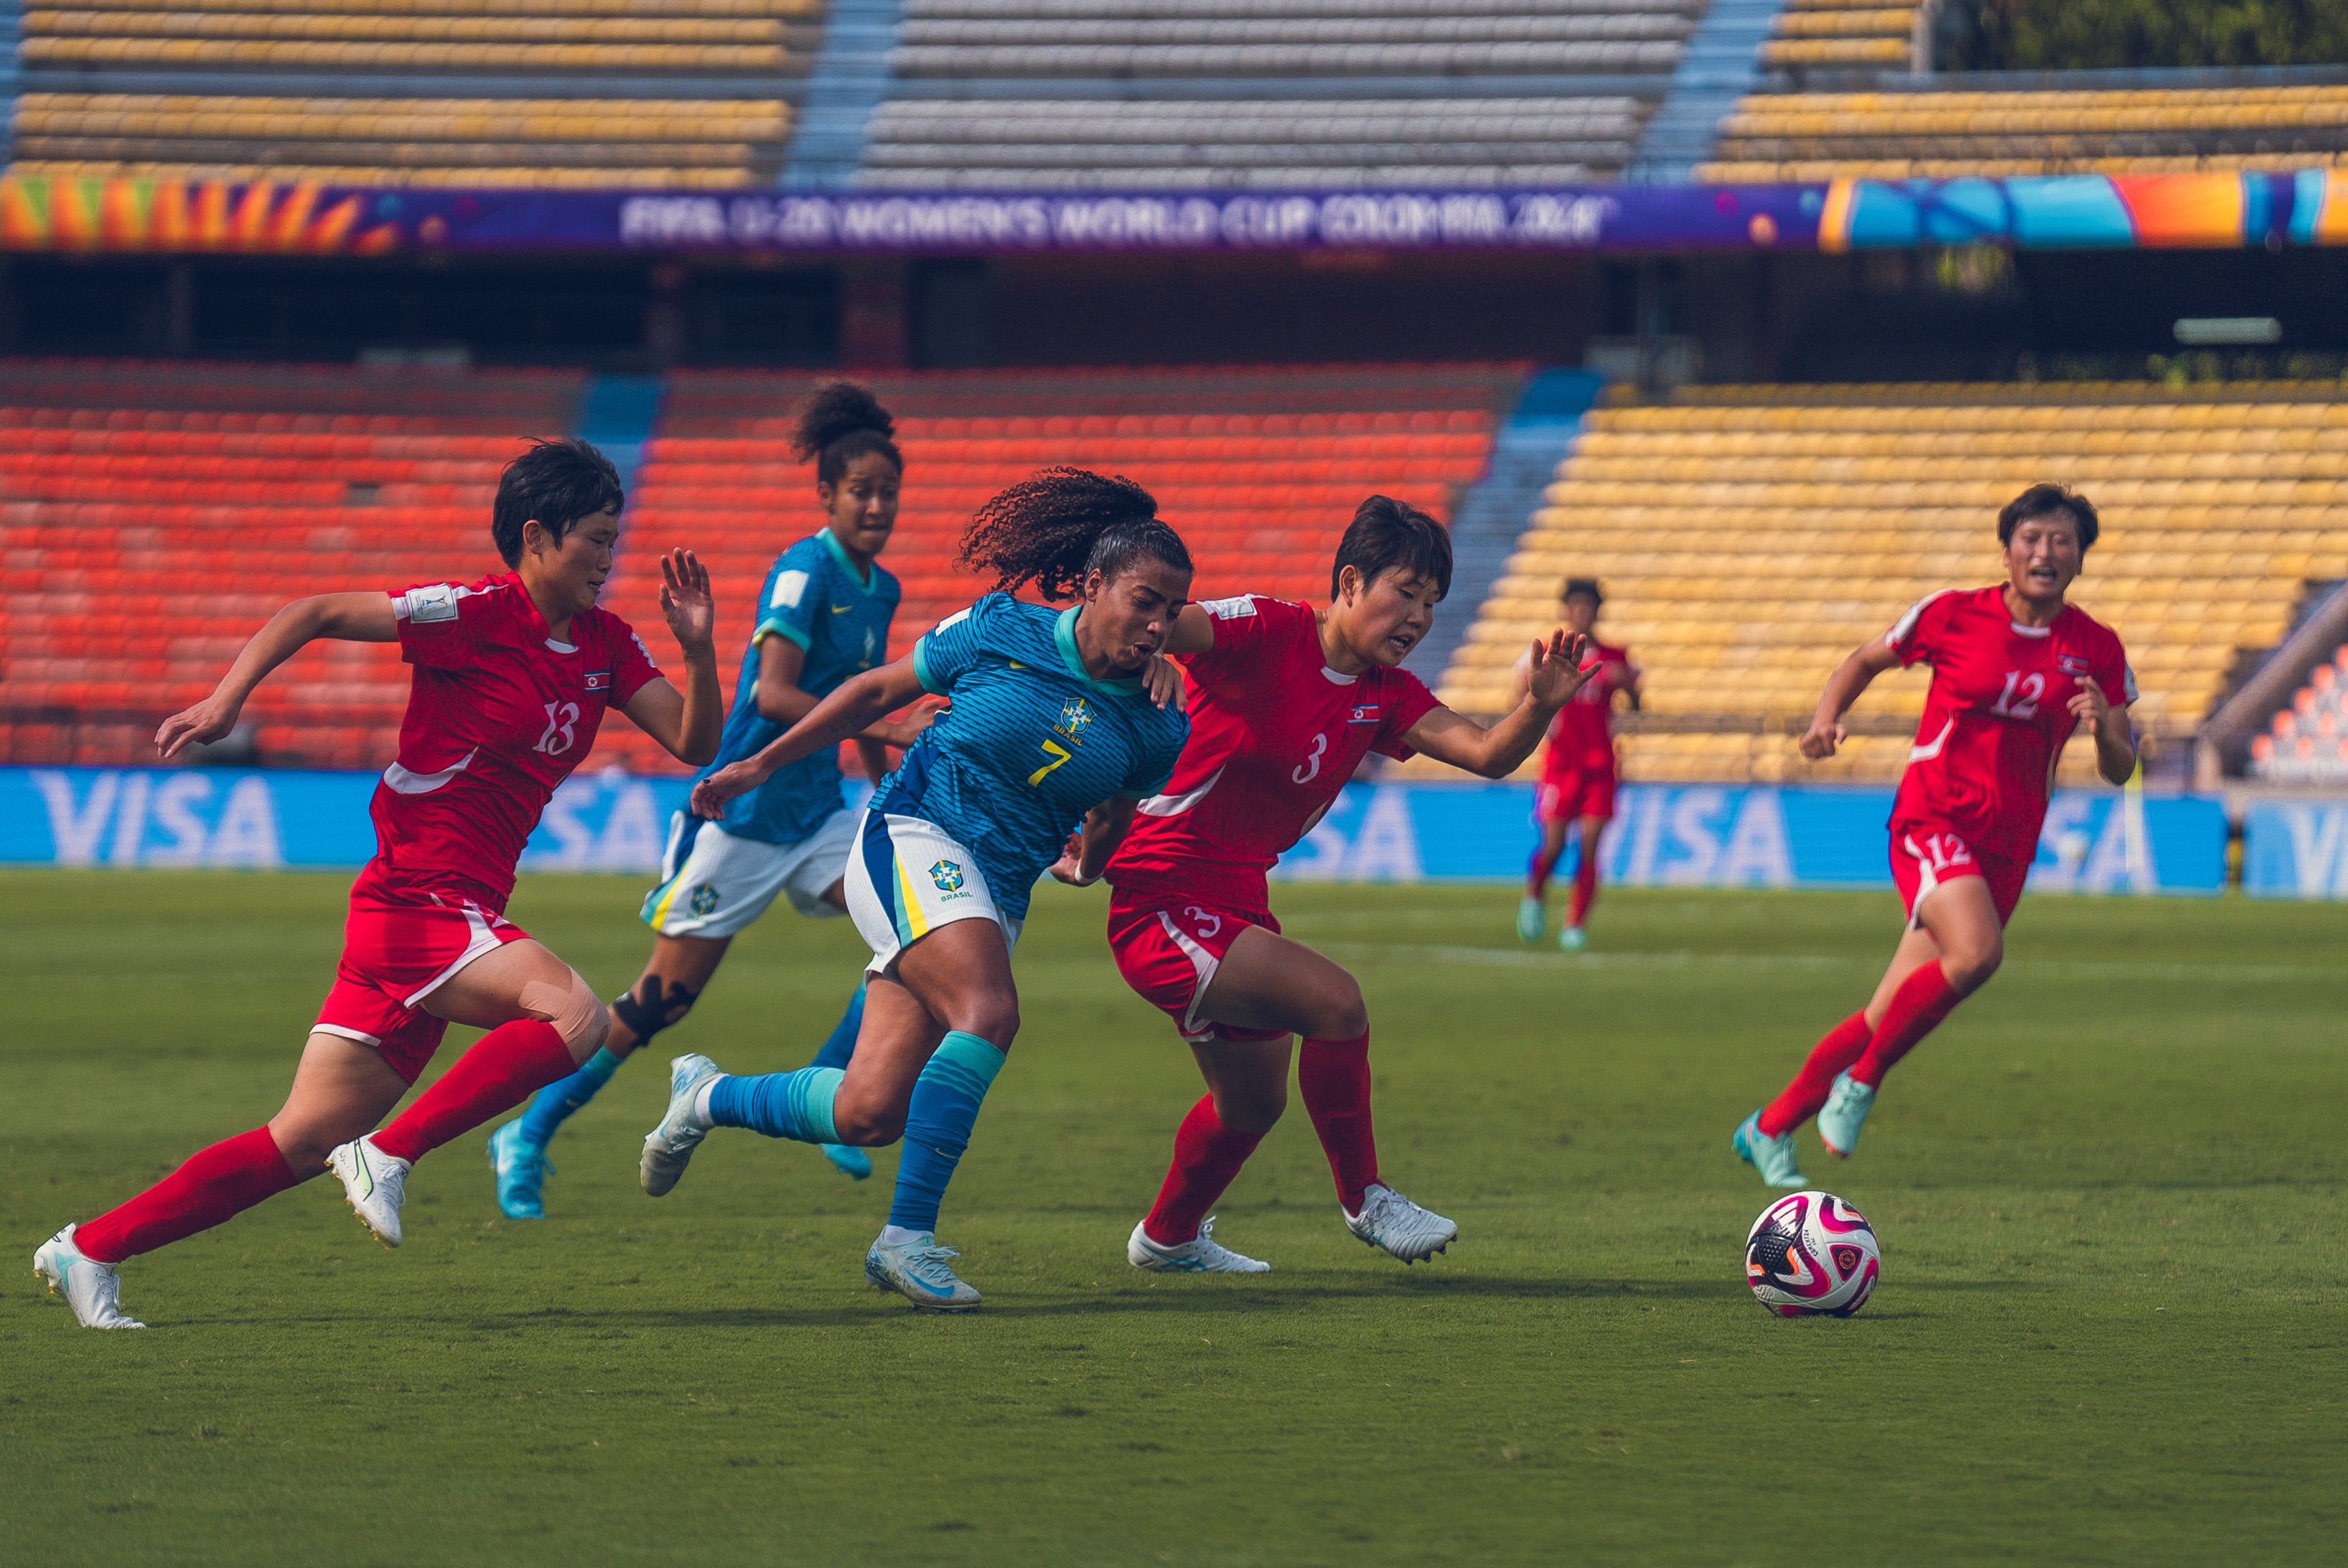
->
<box><xmin>791</xmin><ymin>381</ymin><xmax>902</xmax><ymax>486</ymax></box>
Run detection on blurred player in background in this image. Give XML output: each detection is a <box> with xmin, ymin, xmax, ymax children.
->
<box><xmin>487</xmin><ymin>384</ymin><xmax>925</xmax><ymax>1218</ymax></box>
<box><xmin>638</xmin><ymin>469</ymin><xmax>1192</xmax><ymax>1310</ymax></box>
<box><xmin>1084</xmin><ymin>498</ymin><xmax>1595</xmax><ymax>1273</ymax></box>
<box><xmin>1517</xmin><ymin>577</ymin><xmax>1638</xmax><ymax>951</ymax></box>
<box><xmin>1734</xmin><ymin>484</ymin><xmax>2135</xmax><ymax>1188</ymax></box>
<box><xmin>37</xmin><ymin>440</ymin><xmax>721</xmax><ymax>1329</ymax></box>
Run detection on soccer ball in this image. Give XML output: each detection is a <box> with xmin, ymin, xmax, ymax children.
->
<box><xmin>1744</xmin><ymin>1191</ymin><xmax>1880</xmax><ymax>1317</ymax></box>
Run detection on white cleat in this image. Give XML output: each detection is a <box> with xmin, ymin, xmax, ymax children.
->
<box><xmin>640</xmin><ymin>1053</ymin><xmax>722</xmax><ymax>1198</ymax></box>
<box><xmin>1344</xmin><ymin>1183</ymin><xmax>1457</xmax><ymax>1264</ymax></box>
<box><xmin>864</xmin><ymin>1231</ymin><xmax>982</xmax><ymax>1310</ymax></box>
<box><xmin>326</xmin><ymin>1135</ymin><xmax>410</xmax><ymax>1249</ymax></box>
<box><xmin>34</xmin><ymin>1225</ymin><xmax>144</xmax><ymax>1329</ymax></box>
<box><xmin>1127</xmin><ymin>1215</ymin><xmax>1271</xmax><ymax>1274</ymax></box>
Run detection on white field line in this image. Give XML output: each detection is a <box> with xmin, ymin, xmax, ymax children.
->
<box><xmin>1316</xmin><ymin>941</ymin><xmax>2343</xmax><ymax>985</ymax></box>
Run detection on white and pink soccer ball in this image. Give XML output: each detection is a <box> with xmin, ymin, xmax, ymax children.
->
<box><xmin>1744</xmin><ymin>1191</ymin><xmax>1881</xmax><ymax>1317</ymax></box>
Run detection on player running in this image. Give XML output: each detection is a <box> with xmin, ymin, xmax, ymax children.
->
<box><xmin>637</xmin><ymin>469</ymin><xmax>1192</xmax><ymax>1310</ymax></box>
<box><xmin>487</xmin><ymin>384</ymin><xmax>922</xmax><ymax>1217</ymax></box>
<box><xmin>1517</xmin><ymin>576</ymin><xmax>1639</xmax><ymax>951</ymax></box>
<box><xmin>1734</xmin><ymin>484</ymin><xmax>2135</xmax><ymax>1187</ymax></box>
<box><xmin>36</xmin><ymin>439</ymin><xmax>721</xmax><ymax>1329</ymax></box>
<box><xmin>1085</xmin><ymin>497</ymin><xmax>1596</xmax><ymax>1274</ymax></box>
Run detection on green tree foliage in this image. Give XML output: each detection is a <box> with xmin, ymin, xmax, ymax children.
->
<box><xmin>1943</xmin><ymin>0</ymin><xmax>2348</xmax><ymax>71</ymax></box>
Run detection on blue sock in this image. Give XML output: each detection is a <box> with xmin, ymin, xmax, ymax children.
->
<box><xmin>515</xmin><ymin>1048</ymin><xmax>621</xmax><ymax>1147</ymax></box>
<box><xmin>807</xmin><ymin>982</ymin><xmax>864</xmax><ymax>1073</ymax></box>
<box><xmin>888</xmin><ymin>1031</ymin><xmax>1006</xmax><ymax>1235</ymax></box>
<box><xmin>706</xmin><ymin>1067</ymin><xmax>844</xmax><ymax>1144</ymax></box>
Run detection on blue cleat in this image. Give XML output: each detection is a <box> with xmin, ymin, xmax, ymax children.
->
<box><xmin>822</xmin><ymin>1143</ymin><xmax>873</xmax><ymax>1180</ymax></box>
<box><xmin>865</xmin><ymin>1231</ymin><xmax>981</xmax><ymax>1310</ymax></box>
<box><xmin>1732</xmin><ymin>1110</ymin><xmax>1806</xmax><ymax>1189</ymax></box>
<box><xmin>1515</xmin><ymin>896</ymin><xmax>1545</xmax><ymax>942</ymax></box>
<box><xmin>1558</xmin><ymin>924</ymin><xmax>1588</xmax><ymax>952</ymax></box>
<box><xmin>1817</xmin><ymin>1074</ymin><xmax>1876</xmax><ymax>1158</ymax></box>
<box><xmin>488</xmin><ymin>1119</ymin><xmax>551</xmax><ymax>1220</ymax></box>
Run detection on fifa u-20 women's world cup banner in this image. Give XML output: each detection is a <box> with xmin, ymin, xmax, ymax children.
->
<box><xmin>0</xmin><ymin>767</ymin><xmax>2227</xmax><ymax>896</ymax></box>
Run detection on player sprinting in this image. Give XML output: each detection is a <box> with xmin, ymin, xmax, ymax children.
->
<box><xmin>487</xmin><ymin>384</ymin><xmax>923</xmax><ymax>1217</ymax></box>
<box><xmin>1734</xmin><ymin>484</ymin><xmax>2135</xmax><ymax>1187</ymax></box>
<box><xmin>1084</xmin><ymin>497</ymin><xmax>1596</xmax><ymax>1273</ymax></box>
<box><xmin>1517</xmin><ymin>576</ymin><xmax>1639</xmax><ymax>951</ymax></box>
<box><xmin>637</xmin><ymin>469</ymin><xmax>1192</xmax><ymax>1310</ymax></box>
<box><xmin>35</xmin><ymin>439</ymin><xmax>721</xmax><ymax>1329</ymax></box>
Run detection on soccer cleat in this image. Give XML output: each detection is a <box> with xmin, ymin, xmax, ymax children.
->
<box><xmin>327</xmin><ymin>1135</ymin><xmax>411</xmax><ymax>1249</ymax></box>
<box><xmin>1344</xmin><ymin>1183</ymin><xmax>1457</xmax><ymax>1264</ymax></box>
<box><xmin>640</xmin><ymin>1053</ymin><xmax>722</xmax><ymax>1198</ymax></box>
<box><xmin>1732</xmin><ymin>1110</ymin><xmax>1807</xmax><ymax>1188</ymax></box>
<box><xmin>1515</xmin><ymin>896</ymin><xmax>1545</xmax><ymax>942</ymax></box>
<box><xmin>822</xmin><ymin>1143</ymin><xmax>873</xmax><ymax>1181</ymax></box>
<box><xmin>488</xmin><ymin>1119</ymin><xmax>551</xmax><ymax>1220</ymax></box>
<box><xmin>33</xmin><ymin>1225</ymin><xmax>144</xmax><ymax>1330</ymax></box>
<box><xmin>1818</xmin><ymin>1073</ymin><xmax>1876</xmax><ymax>1158</ymax></box>
<box><xmin>1126</xmin><ymin>1216</ymin><xmax>1271</xmax><ymax>1274</ymax></box>
<box><xmin>1558</xmin><ymin>925</ymin><xmax>1588</xmax><ymax>953</ymax></box>
<box><xmin>864</xmin><ymin>1231</ymin><xmax>981</xmax><ymax>1310</ymax></box>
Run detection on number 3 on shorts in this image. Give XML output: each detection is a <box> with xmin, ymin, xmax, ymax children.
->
<box><xmin>1028</xmin><ymin>738</ymin><xmax>1072</xmax><ymax>786</ymax></box>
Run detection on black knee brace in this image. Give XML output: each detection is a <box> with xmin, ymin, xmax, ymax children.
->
<box><xmin>611</xmin><ymin>977</ymin><xmax>699</xmax><ymax>1043</ymax></box>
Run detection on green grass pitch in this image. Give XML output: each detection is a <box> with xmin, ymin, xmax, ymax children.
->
<box><xmin>3</xmin><ymin>868</ymin><xmax>2344</xmax><ymax>1565</ymax></box>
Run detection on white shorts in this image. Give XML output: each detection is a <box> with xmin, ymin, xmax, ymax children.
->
<box><xmin>844</xmin><ymin>809</ymin><xmax>1020</xmax><ymax>977</ymax></box>
<box><xmin>640</xmin><ymin>809</ymin><xmax>857</xmax><ymax>939</ymax></box>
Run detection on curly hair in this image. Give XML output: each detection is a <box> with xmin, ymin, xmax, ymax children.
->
<box><xmin>958</xmin><ymin>467</ymin><xmax>1189</xmax><ymax>601</ymax></box>
<box><xmin>790</xmin><ymin>380</ymin><xmax>901</xmax><ymax>486</ymax></box>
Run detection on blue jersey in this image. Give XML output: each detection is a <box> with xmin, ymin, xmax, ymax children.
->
<box><xmin>874</xmin><ymin>592</ymin><xmax>1189</xmax><ymax>921</ymax></box>
<box><xmin>693</xmin><ymin>529</ymin><xmax>900</xmax><ymax>845</ymax></box>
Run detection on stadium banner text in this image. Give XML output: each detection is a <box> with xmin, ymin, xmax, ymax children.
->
<box><xmin>2241</xmin><ymin>801</ymin><xmax>2348</xmax><ymax>898</ymax></box>
<box><xmin>5</xmin><ymin>171</ymin><xmax>2345</xmax><ymax>257</ymax></box>
<box><xmin>0</xmin><ymin>767</ymin><xmax>2227</xmax><ymax>896</ymax></box>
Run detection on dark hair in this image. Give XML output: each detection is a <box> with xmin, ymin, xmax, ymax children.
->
<box><xmin>1998</xmin><ymin>483</ymin><xmax>2099</xmax><ymax>552</ymax></box>
<box><xmin>1561</xmin><ymin>576</ymin><xmax>1604</xmax><ymax>606</ymax></box>
<box><xmin>492</xmin><ymin>438</ymin><xmax>624</xmax><ymax>567</ymax></box>
<box><xmin>792</xmin><ymin>380</ymin><xmax>902</xmax><ymax>487</ymax></box>
<box><xmin>958</xmin><ymin>467</ymin><xmax>1189</xmax><ymax>602</ymax></box>
<box><xmin>1332</xmin><ymin>494</ymin><xmax>1453</xmax><ymax>602</ymax></box>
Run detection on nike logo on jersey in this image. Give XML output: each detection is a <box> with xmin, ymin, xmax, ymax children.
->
<box><xmin>831</xmin><ymin>602</ymin><xmax>854</xmax><ymax>614</ymax></box>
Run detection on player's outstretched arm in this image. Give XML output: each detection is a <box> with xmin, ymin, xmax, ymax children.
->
<box><xmin>1404</xmin><ymin>629</ymin><xmax>1595</xmax><ymax>779</ymax></box>
<box><xmin>2069</xmin><ymin>676</ymin><xmax>2138</xmax><ymax>785</ymax></box>
<box><xmin>1799</xmin><ymin>637</ymin><xmax>1902</xmax><ymax>761</ymax></box>
<box><xmin>691</xmin><ymin>655</ymin><xmax>930</xmax><ymax>818</ymax></box>
<box><xmin>155</xmin><ymin>591</ymin><xmax>396</xmax><ymax>759</ymax></box>
<box><xmin>619</xmin><ymin>549</ymin><xmax>724</xmax><ymax>767</ymax></box>
<box><xmin>753</xmin><ymin>634</ymin><xmax>937</xmax><ymax>749</ymax></box>
<box><xmin>1049</xmin><ymin>798</ymin><xmax>1139</xmax><ymax>886</ymax></box>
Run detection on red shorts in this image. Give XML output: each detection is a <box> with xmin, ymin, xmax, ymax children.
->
<box><xmin>1105</xmin><ymin>896</ymin><xmax>1287</xmax><ymax>1045</ymax></box>
<box><xmin>1889</xmin><ymin>823</ymin><xmax>2030</xmax><ymax>931</ymax></box>
<box><xmin>1535</xmin><ymin>767</ymin><xmax>1617</xmax><ymax>825</ymax></box>
<box><xmin>314</xmin><ymin>861</ymin><xmax>533</xmax><ymax>1083</ymax></box>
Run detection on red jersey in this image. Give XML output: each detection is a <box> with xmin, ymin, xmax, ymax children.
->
<box><xmin>1107</xmin><ymin>595</ymin><xmax>1442</xmax><ymax>916</ymax></box>
<box><xmin>1886</xmin><ymin>585</ymin><xmax>2132</xmax><ymax>860</ymax></box>
<box><xmin>1540</xmin><ymin>640</ymin><xmax>1637</xmax><ymax>777</ymax></box>
<box><xmin>374</xmin><ymin>573</ymin><xmax>661</xmax><ymax>906</ymax></box>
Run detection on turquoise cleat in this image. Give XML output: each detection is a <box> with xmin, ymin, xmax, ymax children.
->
<box><xmin>1817</xmin><ymin>1074</ymin><xmax>1876</xmax><ymax>1158</ymax></box>
<box><xmin>822</xmin><ymin>1143</ymin><xmax>873</xmax><ymax>1180</ymax></box>
<box><xmin>1558</xmin><ymin>924</ymin><xmax>1588</xmax><ymax>953</ymax></box>
<box><xmin>488</xmin><ymin>1119</ymin><xmax>551</xmax><ymax>1220</ymax></box>
<box><xmin>1515</xmin><ymin>896</ymin><xmax>1545</xmax><ymax>942</ymax></box>
<box><xmin>865</xmin><ymin>1231</ymin><xmax>981</xmax><ymax>1310</ymax></box>
<box><xmin>1732</xmin><ymin>1110</ymin><xmax>1806</xmax><ymax>1189</ymax></box>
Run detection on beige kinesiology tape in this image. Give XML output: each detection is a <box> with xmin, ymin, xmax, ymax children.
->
<box><xmin>520</xmin><ymin>970</ymin><xmax>608</xmax><ymax>1051</ymax></box>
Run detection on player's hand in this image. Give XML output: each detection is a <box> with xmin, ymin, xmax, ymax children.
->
<box><xmin>1048</xmin><ymin>832</ymin><xmax>1100</xmax><ymax>886</ymax></box>
<box><xmin>1525</xmin><ymin>630</ymin><xmax>1597</xmax><ymax>708</ymax></box>
<box><xmin>658</xmin><ymin>548</ymin><xmax>716</xmax><ymax>658</ymax></box>
<box><xmin>2068</xmin><ymin>676</ymin><xmax>2111</xmax><ymax>736</ymax></box>
<box><xmin>689</xmin><ymin>758</ymin><xmax>764</xmax><ymax>819</ymax></box>
<box><xmin>1798</xmin><ymin>715</ymin><xmax>1847</xmax><ymax>760</ymax></box>
<box><xmin>155</xmin><ymin>693</ymin><xmax>240</xmax><ymax>760</ymax></box>
<box><xmin>1142</xmin><ymin>652</ymin><xmax>1188</xmax><ymax>711</ymax></box>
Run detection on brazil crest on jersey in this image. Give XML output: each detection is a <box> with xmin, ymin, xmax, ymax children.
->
<box><xmin>874</xmin><ymin>591</ymin><xmax>1189</xmax><ymax>921</ymax></box>
<box><xmin>691</xmin><ymin>528</ymin><xmax>900</xmax><ymax>845</ymax></box>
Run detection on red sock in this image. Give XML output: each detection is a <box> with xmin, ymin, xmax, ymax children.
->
<box><xmin>1299</xmin><ymin>1031</ymin><xmax>1379</xmax><ymax>1213</ymax></box>
<box><xmin>1567</xmin><ymin>854</ymin><xmax>1601</xmax><ymax>929</ymax></box>
<box><xmin>1525</xmin><ymin>846</ymin><xmax>1554</xmax><ymax>898</ymax></box>
<box><xmin>372</xmin><ymin>1020</ymin><xmax>573</xmax><ymax>1163</ymax></box>
<box><xmin>1757</xmin><ymin>1010</ymin><xmax>1871</xmax><ymax>1137</ymax></box>
<box><xmin>1851</xmin><ymin>961</ymin><xmax>1962</xmax><ymax>1089</ymax></box>
<box><xmin>1141</xmin><ymin>1094</ymin><xmax>1266</xmax><ymax>1247</ymax></box>
<box><xmin>75</xmin><ymin>1127</ymin><xmax>303</xmax><ymax>1264</ymax></box>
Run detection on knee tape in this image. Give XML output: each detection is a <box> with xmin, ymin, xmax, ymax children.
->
<box><xmin>521</xmin><ymin>970</ymin><xmax>607</xmax><ymax>1051</ymax></box>
<box><xmin>610</xmin><ymin>976</ymin><xmax>698</xmax><ymax>1043</ymax></box>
